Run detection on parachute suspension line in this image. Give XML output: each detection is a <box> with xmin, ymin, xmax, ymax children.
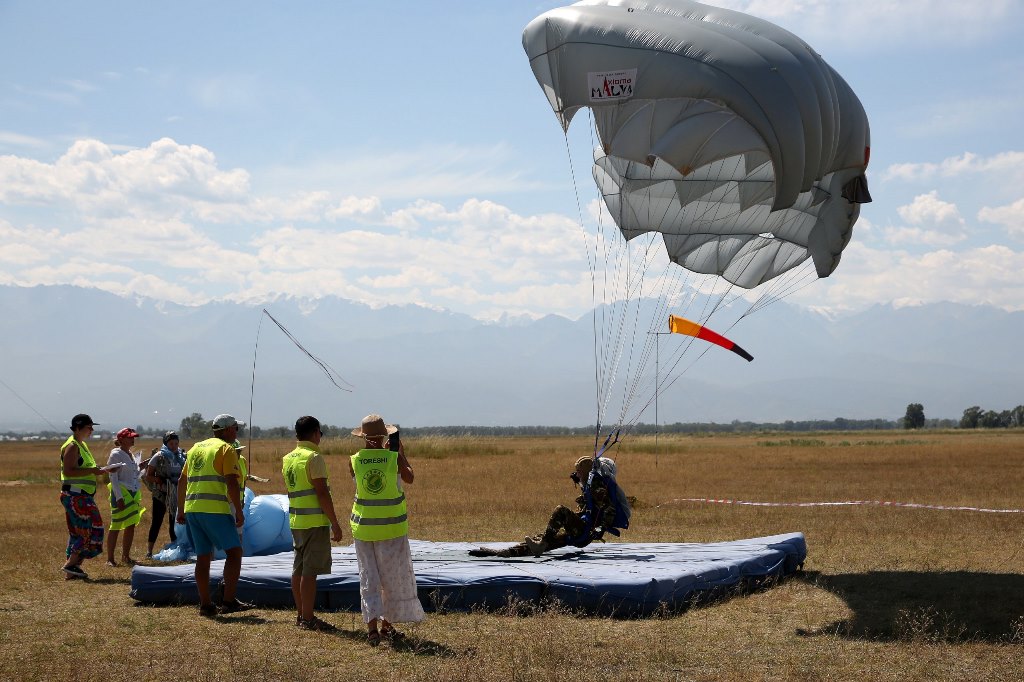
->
<box><xmin>0</xmin><ymin>376</ymin><xmax>60</xmax><ymax>431</ymax></box>
<box><xmin>611</xmin><ymin>157</ymin><xmax>701</xmax><ymax>427</ymax></box>
<box><xmin>619</xmin><ymin>273</ymin><xmax>736</xmax><ymax>433</ymax></box>
<box><xmin>618</xmin><ymin>255</ymin><xmax>690</xmax><ymax>425</ymax></box>
<box><xmin>744</xmin><ymin>261</ymin><xmax>818</xmax><ymax>317</ymax></box>
<box><xmin>561</xmin><ymin>127</ymin><xmax>603</xmax><ymax>449</ymax></box>
<box><xmin>609</xmin><ymin>235</ymin><xmax>662</xmax><ymax>427</ymax></box>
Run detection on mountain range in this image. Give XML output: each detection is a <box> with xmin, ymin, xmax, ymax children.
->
<box><xmin>1</xmin><ymin>284</ymin><xmax>1020</xmax><ymax>432</ymax></box>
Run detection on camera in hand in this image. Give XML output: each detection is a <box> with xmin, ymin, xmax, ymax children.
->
<box><xmin>388</xmin><ymin>430</ymin><xmax>401</xmax><ymax>452</ymax></box>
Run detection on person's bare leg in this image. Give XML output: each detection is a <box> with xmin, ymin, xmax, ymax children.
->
<box><xmin>195</xmin><ymin>553</ymin><xmax>213</xmax><ymax>606</ymax></box>
<box><xmin>106</xmin><ymin>529</ymin><xmax>120</xmax><ymax>565</ymax></box>
<box><xmin>222</xmin><ymin>546</ymin><xmax>242</xmax><ymax>603</ymax></box>
<box><xmin>121</xmin><ymin>525</ymin><xmax>135</xmax><ymax>563</ymax></box>
<box><xmin>291</xmin><ymin>574</ymin><xmax>302</xmax><ymax>620</ymax></box>
<box><xmin>300</xmin><ymin>575</ymin><xmax>317</xmax><ymax>622</ymax></box>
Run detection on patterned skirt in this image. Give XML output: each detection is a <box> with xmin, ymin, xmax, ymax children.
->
<box><xmin>60</xmin><ymin>492</ymin><xmax>104</xmax><ymax>559</ymax></box>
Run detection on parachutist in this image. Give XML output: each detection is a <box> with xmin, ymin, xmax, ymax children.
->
<box><xmin>469</xmin><ymin>456</ymin><xmax>630</xmax><ymax>558</ymax></box>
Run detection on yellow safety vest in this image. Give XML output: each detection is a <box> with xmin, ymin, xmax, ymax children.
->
<box><xmin>184</xmin><ymin>438</ymin><xmax>233</xmax><ymax>515</ymax></box>
<box><xmin>350</xmin><ymin>448</ymin><xmax>407</xmax><ymax>541</ymax></box>
<box><xmin>108</xmin><ymin>483</ymin><xmax>145</xmax><ymax>530</ymax></box>
<box><xmin>238</xmin><ymin>455</ymin><xmax>248</xmax><ymax>494</ymax></box>
<box><xmin>60</xmin><ymin>436</ymin><xmax>97</xmax><ymax>495</ymax></box>
<box><xmin>282</xmin><ymin>443</ymin><xmax>330</xmax><ymax>530</ymax></box>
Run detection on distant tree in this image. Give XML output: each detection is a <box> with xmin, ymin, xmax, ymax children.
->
<box><xmin>959</xmin><ymin>406</ymin><xmax>983</xmax><ymax>429</ymax></box>
<box><xmin>1010</xmin><ymin>405</ymin><xmax>1024</xmax><ymax>428</ymax></box>
<box><xmin>981</xmin><ymin>410</ymin><xmax>1006</xmax><ymax>429</ymax></box>
<box><xmin>902</xmin><ymin>403</ymin><xmax>925</xmax><ymax>430</ymax></box>
<box><xmin>179</xmin><ymin>412</ymin><xmax>209</xmax><ymax>439</ymax></box>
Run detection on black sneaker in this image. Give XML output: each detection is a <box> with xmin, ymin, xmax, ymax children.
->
<box><xmin>63</xmin><ymin>565</ymin><xmax>87</xmax><ymax>579</ymax></box>
<box><xmin>219</xmin><ymin>599</ymin><xmax>253</xmax><ymax>614</ymax></box>
<box><xmin>198</xmin><ymin>603</ymin><xmax>219</xmax><ymax>619</ymax></box>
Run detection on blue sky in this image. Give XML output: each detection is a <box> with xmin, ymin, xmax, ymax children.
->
<box><xmin>2</xmin><ymin>0</ymin><xmax>1023</xmax><ymax>320</ymax></box>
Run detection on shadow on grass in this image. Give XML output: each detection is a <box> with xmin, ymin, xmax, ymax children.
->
<box><xmin>797</xmin><ymin>570</ymin><xmax>1024</xmax><ymax>643</ymax></box>
<box><xmin>320</xmin><ymin>627</ymin><xmax>461</xmax><ymax>658</ymax></box>
<box><xmin>87</xmin><ymin>577</ymin><xmax>133</xmax><ymax>586</ymax></box>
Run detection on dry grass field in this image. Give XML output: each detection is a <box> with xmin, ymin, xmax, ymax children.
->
<box><xmin>1</xmin><ymin>430</ymin><xmax>1022</xmax><ymax>681</ymax></box>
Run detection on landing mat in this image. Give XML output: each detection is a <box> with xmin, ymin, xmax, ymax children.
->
<box><xmin>130</xmin><ymin>532</ymin><xmax>805</xmax><ymax>617</ymax></box>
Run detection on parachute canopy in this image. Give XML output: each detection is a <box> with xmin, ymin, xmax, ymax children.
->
<box><xmin>523</xmin><ymin>0</ymin><xmax>871</xmax><ymax>289</ymax></box>
<box><xmin>668</xmin><ymin>314</ymin><xmax>753</xmax><ymax>362</ymax></box>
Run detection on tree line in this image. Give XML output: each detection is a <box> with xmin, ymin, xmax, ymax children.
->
<box><xmin>901</xmin><ymin>403</ymin><xmax>1024</xmax><ymax>430</ymax></box>
<box><xmin>8</xmin><ymin>406</ymin><xmax>1023</xmax><ymax>441</ymax></box>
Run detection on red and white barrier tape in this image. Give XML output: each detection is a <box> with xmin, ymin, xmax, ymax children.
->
<box><xmin>657</xmin><ymin>497</ymin><xmax>1024</xmax><ymax>514</ymax></box>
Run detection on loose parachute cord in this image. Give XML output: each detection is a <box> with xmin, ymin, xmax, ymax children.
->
<box><xmin>0</xmin><ymin>376</ymin><xmax>60</xmax><ymax>431</ymax></box>
<box><xmin>247</xmin><ymin>308</ymin><xmax>354</xmax><ymax>471</ymax></box>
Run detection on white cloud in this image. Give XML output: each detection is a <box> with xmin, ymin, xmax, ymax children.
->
<box><xmin>978</xmin><ymin>197</ymin><xmax>1024</xmax><ymax>239</ymax></box>
<box><xmin>714</xmin><ymin>0</ymin><xmax>1023</xmax><ymax>49</ymax></box>
<box><xmin>0</xmin><ymin>138</ymin><xmax>252</xmax><ymax>214</ymax></box>
<box><xmin>883</xmin><ymin>191</ymin><xmax>966</xmax><ymax>246</ymax></box>
<box><xmin>806</xmin><ymin>241</ymin><xmax>1024</xmax><ymax>312</ymax></box>
<box><xmin>883</xmin><ymin>151</ymin><xmax>1024</xmax><ymax>184</ymax></box>
<box><xmin>0</xmin><ymin>138</ymin><xmax>595</xmax><ymax>316</ymax></box>
<box><xmin>259</xmin><ymin>142</ymin><xmax>553</xmax><ymax>201</ymax></box>
<box><xmin>897</xmin><ymin>192</ymin><xmax>962</xmax><ymax>228</ymax></box>
<box><xmin>12</xmin><ymin>136</ymin><xmax>1019</xmax><ymax>321</ymax></box>
<box><xmin>0</xmin><ymin>130</ymin><xmax>50</xmax><ymax>149</ymax></box>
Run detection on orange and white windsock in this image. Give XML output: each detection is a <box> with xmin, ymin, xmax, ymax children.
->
<box><xmin>667</xmin><ymin>315</ymin><xmax>754</xmax><ymax>362</ymax></box>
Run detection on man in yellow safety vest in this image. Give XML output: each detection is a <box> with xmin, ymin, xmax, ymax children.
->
<box><xmin>282</xmin><ymin>415</ymin><xmax>343</xmax><ymax>631</ymax></box>
<box><xmin>176</xmin><ymin>413</ymin><xmax>251</xmax><ymax>618</ymax></box>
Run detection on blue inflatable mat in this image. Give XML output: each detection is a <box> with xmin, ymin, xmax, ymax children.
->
<box><xmin>129</xmin><ymin>532</ymin><xmax>805</xmax><ymax>617</ymax></box>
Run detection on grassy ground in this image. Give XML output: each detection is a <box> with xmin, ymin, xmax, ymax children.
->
<box><xmin>1</xmin><ymin>430</ymin><xmax>1022</xmax><ymax>681</ymax></box>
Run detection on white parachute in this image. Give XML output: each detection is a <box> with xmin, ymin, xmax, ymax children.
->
<box><xmin>522</xmin><ymin>0</ymin><xmax>871</xmax><ymax>433</ymax></box>
<box><xmin>523</xmin><ymin>0</ymin><xmax>871</xmax><ymax>289</ymax></box>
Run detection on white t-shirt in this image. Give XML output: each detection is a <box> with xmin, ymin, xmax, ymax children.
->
<box><xmin>107</xmin><ymin>447</ymin><xmax>141</xmax><ymax>500</ymax></box>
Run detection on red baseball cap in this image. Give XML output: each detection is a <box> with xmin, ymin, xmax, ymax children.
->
<box><xmin>117</xmin><ymin>427</ymin><xmax>140</xmax><ymax>439</ymax></box>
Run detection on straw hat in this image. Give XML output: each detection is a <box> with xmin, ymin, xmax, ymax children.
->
<box><xmin>350</xmin><ymin>414</ymin><xmax>397</xmax><ymax>438</ymax></box>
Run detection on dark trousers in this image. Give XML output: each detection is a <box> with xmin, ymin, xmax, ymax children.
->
<box><xmin>148</xmin><ymin>497</ymin><xmax>177</xmax><ymax>545</ymax></box>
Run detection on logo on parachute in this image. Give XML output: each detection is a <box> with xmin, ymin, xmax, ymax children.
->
<box><xmin>588</xmin><ymin>69</ymin><xmax>636</xmax><ymax>102</ymax></box>
<box><xmin>362</xmin><ymin>469</ymin><xmax>386</xmax><ymax>495</ymax></box>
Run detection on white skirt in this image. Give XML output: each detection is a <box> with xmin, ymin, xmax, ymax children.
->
<box><xmin>352</xmin><ymin>535</ymin><xmax>426</xmax><ymax>624</ymax></box>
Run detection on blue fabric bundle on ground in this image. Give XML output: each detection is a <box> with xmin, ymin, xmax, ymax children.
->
<box><xmin>151</xmin><ymin>490</ymin><xmax>294</xmax><ymax>561</ymax></box>
<box><xmin>131</xmin><ymin>533</ymin><xmax>806</xmax><ymax>616</ymax></box>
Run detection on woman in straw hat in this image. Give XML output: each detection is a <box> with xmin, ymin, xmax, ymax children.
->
<box><xmin>348</xmin><ymin>413</ymin><xmax>425</xmax><ymax>646</ymax></box>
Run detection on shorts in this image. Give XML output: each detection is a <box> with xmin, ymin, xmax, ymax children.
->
<box><xmin>186</xmin><ymin>512</ymin><xmax>241</xmax><ymax>556</ymax></box>
<box><xmin>292</xmin><ymin>526</ymin><xmax>332</xmax><ymax>576</ymax></box>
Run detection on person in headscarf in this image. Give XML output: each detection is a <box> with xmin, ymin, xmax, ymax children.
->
<box><xmin>144</xmin><ymin>430</ymin><xmax>187</xmax><ymax>558</ymax></box>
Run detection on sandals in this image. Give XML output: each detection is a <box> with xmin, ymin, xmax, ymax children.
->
<box><xmin>380</xmin><ymin>626</ymin><xmax>406</xmax><ymax>642</ymax></box>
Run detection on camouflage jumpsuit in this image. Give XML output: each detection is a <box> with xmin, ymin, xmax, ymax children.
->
<box><xmin>472</xmin><ymin>475</ymin><xmax>619</xmax><ymax>558</ymax></box>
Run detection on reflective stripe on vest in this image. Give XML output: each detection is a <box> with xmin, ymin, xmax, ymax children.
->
<box><xmin>282</xmin><ymin>444</ymin><xmax>329</xmax><ymax>530</ymax></box>
<box><xmin>108</xmin><ymin>484</ymin><xmax>145</xmax><ymax>530</ymax></box>
<box><xmin>60</xmin><ymin>436</ymin><xmax>97</xmax><ymax>495</ymax></box>
<box><xmin>183</xmin><ymin>438</ymin><xmax>233</xmax><ymax>515</ymax></box>
<box><xmin>350</xmin><ymin>448</ymin><xmax>408</xmax><ymax>541</ymax></box>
